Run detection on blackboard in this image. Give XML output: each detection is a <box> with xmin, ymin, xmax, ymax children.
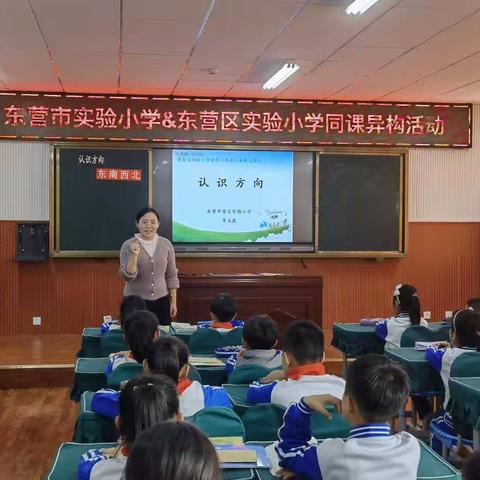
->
<box><xmin>56</xmin><ymin>147</ymin><xmax>150</xmax><ymax>254</ymax></box>
<box><xmin>318</xmin><ymin>153</ymin><xmax>404</xmax><ymax>253</ymax></box>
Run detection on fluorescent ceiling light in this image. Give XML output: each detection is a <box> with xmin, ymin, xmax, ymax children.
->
<box><xmin>345</xmin><ymin>0</ymin><xmax>379</xmax><ymax>15</ymax></box>
<box><xmin>263</xmin><ymin>63</ymin><xmax>300</xmax><ymax>90</ymax></box>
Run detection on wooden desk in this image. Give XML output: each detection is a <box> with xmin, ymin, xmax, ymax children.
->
<box><xmin>177</xmin><ymin>274</ymin><xmax>323</xmax><ymax>332</ymax></box>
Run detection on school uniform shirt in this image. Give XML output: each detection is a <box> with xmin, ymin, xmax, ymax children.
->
<box><xmin>425</xmin><ymin>345</ymin><xmax>477</xmax><ymax>409</ymax></box>
<box><xmin>100</xmin><ymin>320</ymin><xmax>121</xmax><ymax>335</ymax></box>
<box><xmin>78</xmin><ymin>447</ymin><xmax>127</xmax><ymax>480</ymax></box>
<box><xmin>225</xmin><ymin>349</ymin><xmax>283</xmax><ymax>374</ymax></box>
<box><xmin>375</xmin><ymin>313</ymin><xmax>428</xmax><ymax>348</ymax></box>
<box><xmin>198</xmin><ymin>319</ymin><xmax>245</xmax><ymax>330</ymax></box>
<box><xmin>271</xmin><ymin>398</ymin><xmax>420</xmax><ymax>480</ymax></box>
<box><xmin>246</xmin><ymin>363</ymin><xmax>345</xmax><ymax>408</ymax></box>
<box><xmin>91</xmin><ymin>379</ymin><xmax>232</xmax><ymax>419</ymax></box>
<box><xmin>104</xmin><ymin>352</ymin><xmax>138</xmax><ymax>376</ymax></box>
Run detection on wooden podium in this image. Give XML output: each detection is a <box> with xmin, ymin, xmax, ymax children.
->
<box><xmin>177</xmin><ymin>274</ymin><xmax>323</xmax><ymax>332</ymax></box>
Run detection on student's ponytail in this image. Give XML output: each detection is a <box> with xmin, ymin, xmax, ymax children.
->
<box><xmin>124</xmin><ymin>311</ymin><xmax>159</xmax><ymax>363</ymax></box>
<box><xmin>119</xmin><ymin>375</ymin><xmax>179</xmax><ymax>448</ymax></box>
<box><xmin>394</xmin><ymin>284</ymin><xmax>421</xmax><ymax>325</ymax></box>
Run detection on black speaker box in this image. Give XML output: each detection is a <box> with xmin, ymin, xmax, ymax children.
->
<box><xmin>16</xmin><ymin>223</ymin><xmax>49</xmax><ymax>262</ymax></box>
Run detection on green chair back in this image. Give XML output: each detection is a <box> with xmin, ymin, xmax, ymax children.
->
<box><xmin>311</xmin><ymin>411</ymin><xmax>351</xmax><ymax>439</ymax></box>
<box><xmin>106</xmin><ymin>362</ymin><xmax>143</xmax><ymax>390</ymax></box>
<box><xmin>189</xmin><ymin>407</ymin><xmax>245</xmax><ymax>440</ymax></box>
<box><xmin>100</xmin><ymin>331</ymin><xmax>128</xmax><ymax>356</ymax></box>
<box><xmin>188</xmin><ymin>365</ymin><xmax>202</xmax><ymax>382</ymax></box>
<box><xmin>400</xmin><ymin>325</ymin><xmax>449</xmax><ymax>347</ymax></box>
<box><xmin>227</xmin><ymin>365</ymin><xmax>273</xmax><ymax>385</ymax></box>
<box><xmin>450</xmin><ymin>351</ymin><xmax>480</xmax><ymax>377</ymax></box>
<box><xmin>242</xmin><ymin>403</ymin><xmax>285</xmax><ymax>442</ymax></box>
<box><xmin>189</xmin><ymin>328</ymin><xmax>224</xmax><ymax>355</ymax></box>
<box><xmin>223</xmin><ymin>328</ymin><xmax>243</xmax><ymax>347</ymax></box>
<box><xmin>242</xmin><ymin>403</ymin><xmax>351</xmax><ymax>442</ymax></box>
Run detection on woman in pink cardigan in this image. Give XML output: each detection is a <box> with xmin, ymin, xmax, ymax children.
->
<box><xmin>119</xmin><ymin>207</ymin><xmax>179</xmax><ymax>325</ymax></box>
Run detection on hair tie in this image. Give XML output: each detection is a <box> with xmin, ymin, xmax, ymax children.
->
<box><xmin>475</xmin><ymin>330</ymin><xmax>480</xmax><ymax>337</ymax></box>
<box><xmin>412</xmin><ymin>292</ymin><xmax>418</xmax><ymax>297</ymax></box>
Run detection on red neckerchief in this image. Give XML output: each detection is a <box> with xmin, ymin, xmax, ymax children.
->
<box><xmin>211</xmin><ymin>322</ymin><xmax>234</xmax><ymax>329</ymax></box>
<box><xmin>121</xmin><ymin>445</ymin><xmax>129</xmax><ymax>457</ymax></box>
<box><xmin>287</xmin><ymin>363</ymin><xmax>326</xmax><ymax>380</ymax></box>
<box><xmin>177</xmin><ymin>378</ymin><xmax>193</xmax><ymax>394</ymax></box>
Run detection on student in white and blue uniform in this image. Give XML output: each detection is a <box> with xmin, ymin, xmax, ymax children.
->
<box><xmin>101</xmin><ymin>295</ymin><xmax>146</xmax><ymax>334</ymax></box>
<box><xmin>246</xmin><ymin>320</ymin><xmax>345</xmax><ymax>408</ymax></box>
<box><xmin>78</xmin><ymin>375</ymin><xmax>180</xmax><ymax>480</ymax></box>
<box><xmin>425</xmin><ymin>308</ymin><xmax>480</xmax><ymax>445</ymax></box>
<box><xmin>268</xmin><ymin>354</ymin><xmax>420</xmax><ymax>480</ymax></box>
<box><xmin>104</xmin><ymin>310</ymin><xmax>159</xmax><ymax>376</ymax></box>
<box><xmin>93</xmin><ymin>336</ymin><xmax>231</xmax><ymax>419</ymax></box>
<box><xmin>375</xmin><ymin>284</ymin><xmax>428</xmax><ymax>349</ymax></box>
<box><xmin>199</xmin><ymin>292</ymin><xmax>244</xmax><ymax>330</ymax></box>
<box><xmin>225</xmin><ymin>314</ymin><xmax>282</xmax><ymax>374</ymax></box>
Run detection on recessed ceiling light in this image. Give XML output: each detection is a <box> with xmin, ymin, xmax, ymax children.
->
<box><xmin>345</xmin><ymin>0</ymin><xmax>379</xmax><ymax>15</ymax></box>
<box><xmin>263</xmin><ymin>63</ymin><xmax>300</xmax><ymax>90</ymax></box>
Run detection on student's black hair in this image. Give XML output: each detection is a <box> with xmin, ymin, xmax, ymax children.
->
<box><xmin>393</xmin><ymin>284</ymin><xmax>421</xmax><ymax>325</ymax></box>
<box><xmin>345</xmin><ymin>354</ymin><xmax>410</xmax><ymax>423</ymax></box>
<box><xmin>146</xmin><ymin>336</ymin><xmax>189</xmax><ymax>383</ymax></box>
<box><xmin>283</xmin><ymin>320</ymin><xmax>324</xmax><ymax>365</ymax></box>
<box><xmin>123</xmin><ymin>310</ymin><xmax>159</xmax><ymax>363</ymax></box>
<box><xmin>243</xmin><ymin>314</ymin><xmax>279</xmax><ymax>350</ymax></box>
<box><xmin>135</xmin><ymin>207</ymin><xmax>160</xmax><ymax>223</ymax></box>
<box><xmin>118</xmin><ymin>375</ymin><xmax>179</xmax><ymax>448</ymax></box>
<box><xmin>119</xmin><ymin>295</ymin><xmax>147</xmax><ymax>328</ymax></box>
<box><xmin>125</xmin><ymin>422</ymin><xmax>220</xmax><ymax>480</ymax></box>
<box><xmin>462</xmin><ymin>451</ymin><xmax>480</xmax><ymax>480</ymax></box>
<box><xmin>451</xmin><ymin>309</ymin><xmax>480</xmax><ymax>350</ymax></box>
<box><xmin>210</xmin><ymin>292</ymin><xmax>237</xmax><ymax>322</ymax></box>
<box><xmin>466</xmin><ymin>297</ymin><xmax>480</xmax><ymax>312</ymax></box>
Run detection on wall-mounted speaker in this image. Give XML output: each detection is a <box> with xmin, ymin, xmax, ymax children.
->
<box><xmin>16</xmin><ymin>223</ymin><xmax>49</xmax><ymax>262</ymax></box>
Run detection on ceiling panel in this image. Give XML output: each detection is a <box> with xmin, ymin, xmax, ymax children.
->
<box><xmin>122</xmin><ymin>0</ymin><xmax>212</xmax><ymax>56</ymax></box>
<box><xmin>29</xmin><ymin>0</ymin><xmax>119</xmax><ymax>53</ymax></box>
<box><xmin>187</xmin><ymin>0</ymin><xmax>306</xmax><ymax>71</ymax></box>
<box><xmin>264</xmin><ymin>1</ymin><xmax>397</xmax><ymax>61</ymax></box>
<box><xmin>382</xmin><ymin>53</ymin><xmax>480</xmax><ymax>101</ymax></box>
<box><xmin>54</xmin><ymin>52</ymin><xmax>118</xmax><ymax>93</ymax></box>
<box><xmin>351</xmin><ymin>1</ymin><xmax>480</xmax><ymax>48</ymax></box>
<box><xmin>120</xmin><ymin>54</ymin><xmax>185</xmax><ymax>94</ymax></box>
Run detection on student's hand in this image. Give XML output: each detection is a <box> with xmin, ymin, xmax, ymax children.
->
<box><xmin>130</xmin><ymin>242</ymin><xmax>141</xmax><ymax>257</ymax></box>
<box><xmin>100</xmin><ymin>447</ymin><xmax>118</xmax><ymax>457</ymax></box>
<box><xmin>260</xmin><ymin>370</ymin><xmax>286</xmax><ymax>384</ymax></box>
<box><xmin>436</xmin><ymin>342</ymin><xmax>451</xmax><ymax>349</ymax></box>
<box><xmin>303</xmin><ymin>394</ymin><xmax>341</xmax><ymax>419</ymax></box>
<box><xmin>276</xmin><ymin>468</ymin><xmax>296</xmax><ymax>479</ymax></box>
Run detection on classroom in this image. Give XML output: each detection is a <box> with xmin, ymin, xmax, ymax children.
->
<box><xmin>1</xmin><ymin>1</ymin><xmax>480</xmax><ymax>479</ymax></box>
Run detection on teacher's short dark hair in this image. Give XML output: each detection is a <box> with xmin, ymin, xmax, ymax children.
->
<box><xmin>136</xmin><ymin>207</ymin><xmax>160</xmax><ymax>223</ymax></box>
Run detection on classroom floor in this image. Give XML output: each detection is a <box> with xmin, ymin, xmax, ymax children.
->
<box><xmin>0</xmin><ymin>387</ymin><xmax>78</xmax><ymax>480</ymax></box>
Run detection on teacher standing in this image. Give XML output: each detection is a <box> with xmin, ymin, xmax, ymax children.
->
<box><xmin>119</xmin><ymin>207</ymin><xmax>179</xmax><ymax>325</ymax></box>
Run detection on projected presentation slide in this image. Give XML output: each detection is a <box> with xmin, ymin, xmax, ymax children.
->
<box><xmin>172</xmin><ymin>149</ymin><xmax>293</xmax><ymax>243</ymax></box>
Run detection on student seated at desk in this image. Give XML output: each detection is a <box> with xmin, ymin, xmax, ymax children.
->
<box><xmin>78</xmin><ymin>375</ymin><xmax>180</xmax><ymax>480</ymax></box>
<box><xmin>105</xmin><ymin>310</ymin><xmax>159</xmax><ymax>375</ymax></box>
<box><xmin>225</xmin><ymin>314</ymin><xmax>282</xmax><ymax>374</ymax></box>
<box><xmin>125</xmin><ymin>422</ymin><xmax>220</xmax><ymax>480</ymax></box>
<box><xmin>246</xmin><ymin>320</ymin><xmax>345</xmax><ymax>408</ymax></box>
<box><xmin>93</xmin><ymin>337</ymin><xmax>231</xmax><ymax>418</ymax></box>
<box><xmin>271</xmin><ymin>354</ymin><xmax>420</xmax><ymax>480</ymax></box>
<box><xmin>425</xmin><ymin>309</ymin><xmax>480</xmax><ymax>446</ymax></box>
<box><xmin>375</xmin><ymin>284</ymin><xmax>428</xmax><ymax>349</ymax></box>
<box><xmin>101</xmin><ymin>295</ymin><xmax>147</xmax><ymax>334</ymax></box>
<box><xmin>198</xmin><ymin>292</ymin><xmax>244</xmax><ymax>330</ymax></box>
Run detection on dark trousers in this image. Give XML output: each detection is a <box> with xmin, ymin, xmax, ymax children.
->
<box><xmin>145</xmin><ymin>295</ymin><xmax>171</xmax><ymax>326</ymax></box>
